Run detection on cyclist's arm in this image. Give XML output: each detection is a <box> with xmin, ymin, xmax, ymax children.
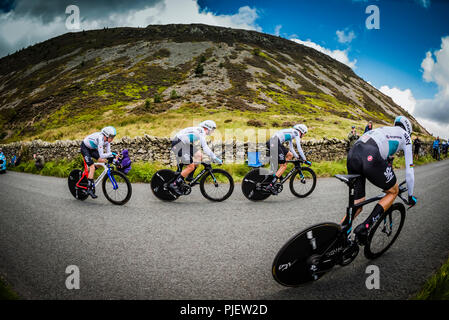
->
<box><xmin>98</xmin><ymin>140</ymin><xmax>113</xmax><ymax>159</ymax></box>
<box><xmin>403</xmin><ymin>138</ymin><xmax>414</xmax><ymax>196</ymax></box>
<box><xmin>199</xmin><ymin>134</ymin><xmax>217</xmax><ymax>161</ymax></box>
<box><xmin>294</xmin><ymin>136</ymin><xmax>306</xmax><ymax>161</ymax></box>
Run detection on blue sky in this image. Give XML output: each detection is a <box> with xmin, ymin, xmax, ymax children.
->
<box><xmin>199</xmin><ymin>0</ymin><xmax>446</xmax><ymax>100</ymax></box>
<box><xmin>0</xmin><ymin>0</ymin><xmax>448</xmax><ymax>137</ymax></box>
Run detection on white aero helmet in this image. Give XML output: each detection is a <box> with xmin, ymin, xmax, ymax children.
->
<box><xmin>199</xmin><ymin>120</ymin><xmax>217</xmax><ymax>131</ymax></box>
<box><xmin>101</xmin><ymin>126</ymin><xmax>117</xmax><ymax>138</ymax></box>
<box><xmin>293</xmin><ymin>124</ymin><xmax>308</xmax><ymax>135</ymax></box>
<box><xmin>394</xmin><ymin>116</ymin><xmax>412</xmax><ymax>136</ymax></box>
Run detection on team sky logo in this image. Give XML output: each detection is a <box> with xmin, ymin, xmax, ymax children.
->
<box><xmin>404</xmin><ymin>133</ymin><xmax>411</xmax><ymax>145</ymax></box>
<box><xmin>384</xmin><ymin>166</ymin><xmax>394</xmax><ymax>183</ymax></box>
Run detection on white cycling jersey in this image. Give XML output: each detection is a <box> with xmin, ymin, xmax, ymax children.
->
<box><xmin>273</xmin><ymin>128</ymin><xmax>306</xmax><ymax>161</ymax></box>
<box><xmin>83</xmin><ymin>132</ymin><xmax>113</xmax><ymax>159</ymax></box>
<box><xmin>360</xmin><ymin>126</ymin><xmax>414</xmax><ymax>195</ymax></box>
<box><xmin>174</xmin><ymin>126</ymin><xmax>217</xmax><ymax>161</ymax></box>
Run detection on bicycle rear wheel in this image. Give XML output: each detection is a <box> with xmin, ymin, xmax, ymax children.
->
<box><xmin>102</xmin><ymin>170</ymin><xmax>132</xmax><ymax>205</ymax></box>
<box><xmin>241</xmin><ymin>168</ymin><xmax>271</xmax><ymax>201</ymax></box>
<box><xmin>364</xmin><ymin>203</ymin><xmax>406</xmax><ymax>259</ymax></box>
<box><xmin>68</xmin><ymin>169</ymin><xmax>88</xmax><ymax>201</ymax></box>
<box><xmin>200</xmin><ymin>169</ymin><xmax>234</xmax><ymax>202</ymax></box>
<box><xmin>150</xmin><ymin>169</ymin><xmax>178</xmax><ymax>201</ymax></box>
<box><xmin>272</xmin><ymin>223</ymin><xmax>341</xmax><ymax>286</ymax></box>
<box><xmin>289</xmin><ymin>167</ymin><xmax>317</xmax><ymax>198</ymax></box>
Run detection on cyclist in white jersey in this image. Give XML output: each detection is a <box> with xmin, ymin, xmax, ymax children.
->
<box><xmin>80</xmin><ymin>126</ymin><xmax>118</xmax><ymax>198</ymax></box>
<box><xmin>169</xmin><ymin>120</ymin><xmax>222</xmax><ymax>195</ymax></box>
<box><xmin>265</xmin><ymin>124</ymin><xmax>311</xmax><ymax>195</ymax></box>
<box><xmin>346</xmin><ymin>116</ymin><xmax>417</xmax><ymax>244</ymax></box>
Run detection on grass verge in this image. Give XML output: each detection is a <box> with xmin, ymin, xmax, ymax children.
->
<box><xmin>8</xmin><ymin>153</ymin><xmax>441</xmax><ymax>183</ymax></box>
<box><xmin>0</xmin><ymin>275</ymin><xmax>19</xmax><ymax>300</ymax></box>
<box><xmin>413</xmin><ymin>255</ymin><xmax>449</xmax><ymax>300</ymax></box>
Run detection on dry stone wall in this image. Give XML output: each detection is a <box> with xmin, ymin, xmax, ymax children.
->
<box><xmin>0</xmin><ymin>135</ymin><xmax>435</xmax><ymax>165</ymax></box>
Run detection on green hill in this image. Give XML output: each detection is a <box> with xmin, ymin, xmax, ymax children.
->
<box><xmin>0</xmin><ymin>23</ymin><xmax>429</xmax><ymax>143</ymax></box>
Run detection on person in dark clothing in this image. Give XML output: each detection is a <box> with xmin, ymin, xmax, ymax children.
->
<box><xmin>432</xmin><ymin>137</ymin><xmax>440</xmax><ymax>160</ymax></box>
<box><xmin>34</xmin><ymin>153</ymin><xmax>45</xmax><ymax>170</ymax></box>
<box><xmin>364</xmin><ymin>121</ymin><xmax>373</xmax><ymax>133</ymax></box>
<box><xmin>117</xmin><ymin>149</ymin><xmax>131</xmax><ymax>174</ymax></box>
<box><xmin>347</xmin><ymin>126</ymin><xmax>359</xmax><ymax>152</ymax></box>
<box><xmin>413</xmin><ymin>136</ymin><xmax>421</xmax><ymax>161</ymax></box>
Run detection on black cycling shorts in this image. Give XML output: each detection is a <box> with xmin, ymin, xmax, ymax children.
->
<box><xmin>347</xmin><ymin>138</ymin><xmax>397</xmax><ymax>200</ymax></box>
<box><xmin>266</xmin><ymin>137</ymin><xmax>288</xmax><ymax>164</ymax></box>
<box><xmin>80</xmin><ymin>143</ymin><xmax>100</xmax><ymax>166</ymax></box>
<box><xmin>171</xmin><ymin>138</ymin><xmax>198</xmax><ymax>164</ymax></box>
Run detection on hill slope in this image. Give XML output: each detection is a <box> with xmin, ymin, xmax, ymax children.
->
<box><xmin>0</xmin><ymin>23</ymin><xmax>428</xmax><ymax>142</ymax></box>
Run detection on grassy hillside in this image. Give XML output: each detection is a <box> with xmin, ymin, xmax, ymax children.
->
<box><xmin>0</xmin><ymin>24</ymin><xmax>430</xmax><ymax>143</ymax></box>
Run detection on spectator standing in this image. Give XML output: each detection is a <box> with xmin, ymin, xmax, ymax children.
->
<box><xmin>33</xmin><ymin>153</ymin><xmax>45</xmax><ymax>170</ymax></box>
<box><xmin>9</xmin><ymin>154</ymin><xmax>16</xmax><ymax>167</ymax></box>
<box><xmin>413</xmin><ymin>136</ymin><xmax>421</xmax><ymax>161</ymax></box>
<box><xmin>347</xmin><ymin>126</ymin><xmax>359</xmax><ymax>152</ymax></box>
<box><xmin>364</xmin><ymin>121</ymin><xmax>373</xmax><ymax>133</ymax></box>
<box><xmin>0</xmin><ymin>148</ymin><xmax>6</xmax><ymax>173</ymax></box>
<box><xmin>432</xmin><ymin>137</ymin><xmax>440</xmax><ymax>160</ymax></box>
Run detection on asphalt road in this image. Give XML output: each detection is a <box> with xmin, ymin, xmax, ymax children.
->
<box><xmin>0</xmin><ymin>160</ymin><xmax>448</xmax><ymax>300</ymax></box>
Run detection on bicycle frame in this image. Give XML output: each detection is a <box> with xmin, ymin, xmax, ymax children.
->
<box><xmin>76</xmin><ymin>158</ymin><xmax>118</xmax><ymax>190</ymax></box>
<box><xmin>340</xmin><ymin>180</ymin><xmax>409</xmax><ymax>236</ymax></box>
<box><xmin>176</xmin><ymin>162</ymin><xmax>215</xmax><ymax>187</ymax></box>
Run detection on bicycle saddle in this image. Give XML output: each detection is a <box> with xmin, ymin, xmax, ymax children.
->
<box><xmin>335</xmin><ymin>174</ymin><xmax>361</xmax><ymax>185</ymax></box>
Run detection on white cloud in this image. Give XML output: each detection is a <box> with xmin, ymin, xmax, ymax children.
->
<box><xmin>378</xmin><ymin>36</ymin><xmax>449</xmax><ymax>138</ymax></box>
<box><xmin>379</xmin><ymin>86</ymin><xmax>416</xmax><ymax>114</ymax></box>
<box><xmin>336</xmin><ymin>29</ymin><xmax>356</xmax><ymax>44</ymax></box>
<box><xmin>0</xmin><ymin>0</ymin><xmax>261</xmax><ymax>57</ymax></box>
<box><xmin>274</xmin><ymin>25</ymin><xmax>282</xmax><ymax>37</ymax></box>
<box><xmin>290</xmin><ymin>38</ymin><xmax>357</xmax><ymax>69</ymax></box>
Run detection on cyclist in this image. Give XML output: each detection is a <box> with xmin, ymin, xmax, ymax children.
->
<box><xmin>81</xmin><ymin>126</ymin><xmax>118</xmax><ymax>199</ymax></box>
<box><xmin>169</xmin><ymin>120</ymin><xmax>222</xmax><ymax>195</ymax></box>
<box><xmin>265</xmin><ymin>124</ymin><xmax>311</xmax><ymax>195</ymax></box>
<box><xmin>346</xmin><ymin>116</ymin><xmax>417</xmax><ymax>244</ymax></box>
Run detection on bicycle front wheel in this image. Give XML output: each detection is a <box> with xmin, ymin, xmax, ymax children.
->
<box><xmin>200</xmin><ymin>169</ymin><xmax>234</xmax><ymax>202</ymax></box>
<box><xmin>364</xmin><ymin>203</ymin><xmax>406</xmax><ymax>259</ymax></box>
<box><xmin>272</xmin><ymin>223</ymin><xmax>341</xmax><ymax>286</ymax></box>
<box><xmin>289</xmin><ymin>167</ymin><xmax>316</xmax><ymax>198</ymax></box>
<box><xmin>102</xmin><ymin>170</ymin><xmax>132</xmax><ymax>205</ymax></box>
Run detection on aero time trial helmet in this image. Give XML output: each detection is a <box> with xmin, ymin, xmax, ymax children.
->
<box><xmin>293</xmin><ymin>124</ymin><xmax>308</xmax><ymax>135</ymax></box>
<box><xmin>101</xmin><ymin>126</ymin><xmax>117</xmax><ymax>138</ymax></box>
<box><xmin>199</xmin><ymin>120</ymin><xmax>217</xmax><ymax>131</ymax></box>
<box><xmin>394</xmin><ymin>116</ymin><xmax>412</xmax><ymax>136</ymax></box>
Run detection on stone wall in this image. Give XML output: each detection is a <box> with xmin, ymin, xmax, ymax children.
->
<box><xmin>0</xmin><ymin>135</ymin><xmax>435</xmax><ymax>165</ymax></box>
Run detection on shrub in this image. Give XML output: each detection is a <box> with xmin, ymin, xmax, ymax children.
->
<box><xmin>154</xmin><ymin>94</ymin><xmax>162</xmax><ymax>103</ymax></box>
<box><xmin>144</xmin><ymin>99</ymin><xmax>151</xmax><ymax>110</ymax></box>
<box><xmin>170</xmin><ymin>90</ymin><xmax>179</xmax><ymax>99</ymax></box>
<box><xmin>247</xmin><ymin>119</ymin><xmax>265</xmax><ymax>127</ymax></box>
<box><xmin>195</xmin><ymin>63</ymin><xmax>204</xmax><ymax>76</ymax></box>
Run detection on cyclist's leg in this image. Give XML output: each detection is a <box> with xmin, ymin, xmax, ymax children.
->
<box><xmin>354</xmin><ymin>147</ymin><xmax>397</xmax><ymax>242</ymax></box>
<box><xmin>276</xmin><ymin>151</ymin><xmax>292</xmax><ymax>178</ymax></box>
<box><xmin>343</xmin><ymin>143</ymin><xmax>366</xmax><ymax>224</ymax></box>
<box><xmin>80</xmin><ymin>144</ymin><xmax>98</xmax><ymax>198</ymax></box>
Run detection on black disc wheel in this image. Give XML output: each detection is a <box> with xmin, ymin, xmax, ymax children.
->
<box><xmin>241</xmin><ymin>168</ymin><xmax>272</xmax><ymax>201</ymax></box>
<box><xmin>68</xmin><ymin>169</ymin><xmax>88</xmax><ymax>201</ymax></box>
<box><xmin>150</xmin><ymin>169</ymin><xmax>178</xmax><ymax>201</ymax></box>
<box><xmin>272</xmin><ymin>223</ymin><xmax>341</xmax><ymax>286</ymax></box>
